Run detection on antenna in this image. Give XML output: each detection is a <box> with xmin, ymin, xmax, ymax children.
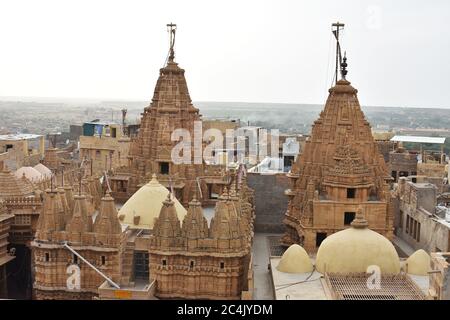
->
<box><xmin>332</xmin><ymin>22</ymin><xmax>345</xmax><ymax>84</ymax></box>
<box><xmin>121</xmin><ymin>108</ymin><xmax>127</xmax><ymax>136</ymax></box>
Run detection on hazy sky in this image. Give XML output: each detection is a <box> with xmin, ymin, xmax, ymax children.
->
<box><xmin>1</xmin><ymin>0</ymin><xmax>449</xmax><ymax>108</ymax></box>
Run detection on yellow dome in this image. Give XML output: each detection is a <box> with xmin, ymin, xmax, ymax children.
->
<box><xmin>315</xmin><ymin>209</ymin><xmax>400</xmax><ymax>274</ymax></box>
<box><xmin>405</xmin><ymin>249</ymin><xmax>430</xmax><ymax>276</ymax></box>
<box><xmin>118</xmin><ymin>174</ymin><xmax>187</xmax><ymax>229</ymax></box>
<box><xmin>277</xmin><ymin>244</ymin><xmax>313</xmax><ymax>273</ymax></box>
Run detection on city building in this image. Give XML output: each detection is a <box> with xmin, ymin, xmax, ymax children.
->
<box><xmin>393</xmin><ymin>177</ymin><xmax>450</xmax><ymax>253</ymax></box>
<box><xmin>0</xmin><ymin>134</ymin><xmax>45</xmax><ymax>171</ymax></box>
<box><xmin>429</xmin><ymin>252</ymin><xmax>450</xmax><ymax>299</ymax></box>
<box><xmin>389</xmin><ymin>146</ymin><xmax>418</xmax><ymax>183</ymax></box>
<box><xmin>79</xmin><ymin>121</ymin><xmax>131</xmax><ymax>176</ymax></box>
<box><xmin>372</xmin><ymin>131</ymin><xmax>396</xmax><ymax>163</ymax></box>
<box><xmin>390</xmin><ymin>135</ymin><xmax>447</xmax><ymax>190</ymax></box>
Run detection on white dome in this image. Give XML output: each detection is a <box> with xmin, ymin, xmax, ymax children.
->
<box><xmin>118</xmin><ymin>174</ymin><xmax>187</xmax><ymax>229</ymax></box>
<box><xmin>315</xmin><ymin>211</ymin><xmax>400</xmax><ymax>274</ymax></box>
<box><xmin>277</xmin><ymin>244</ymin><xmax>313</xmax><ymax>273</ymax></box>
<box><xmin>405</xmin><ymin>249</ymin><xmax>430</xmax><ymax>276</ymax></box>
<box><xmin>34</xmin><ymin>163</ymin><xmax>52</xmax><ymax>179</ymax></box>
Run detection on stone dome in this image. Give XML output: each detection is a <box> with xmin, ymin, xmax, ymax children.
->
<box><xmin>405</xmin><ymin>249</ymin><xmax>430</xmax><ymax>276</ymax></box>
<box><xmin>315</xmin><ymin>208</ymin><xmax>400</xmax><ymax>274</ymax></box>
<box><xmin>118</xmin><ymin>174</ymin><xmax>186</xmax><ymax>230</ymax></box>
<box><xmin>277</xmin><ymin>244</ymin><xmax>313</xmax><ymax>273</ymax></box>
<box><xmin>15</xmin><ymin>166</ymin><xmax>44</xmax><ymax>182</ymax></box>
<box><xmin>34</xmin><ymin>163</ymin><xmax>52</xmax><ymax>179</ymax></box>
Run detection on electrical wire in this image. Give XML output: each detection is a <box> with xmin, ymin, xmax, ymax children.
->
<box><xmin>324</xmin><ymin>28</ymin><xmax>333</xmax><ymax>98</ymax></box>
<box><xmin>274</xmin><ymin>266</ymin><xmax>322</xmax><ymax>291</ymax></box>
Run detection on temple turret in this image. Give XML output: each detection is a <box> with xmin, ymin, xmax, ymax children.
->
<box><xmin>63</xmin><ymin>185</ymin><xmax>74</xmax><ymax>215</ymax></box>
<box><xmin>93</xmin><ymin>192</ymin><xmax>122</xmax><ymax>246</ymax></box>
<box><xmin>181</xmin><ymin>192</ymin><xmax>208</xmax><ymax>245</ymax></box>
<box><xmin>57</xmin><ymin>186</ymin><xmax>71</xmax><ymax>226</ymax></box>
<box><xmin>35</xmin><ymin>189</ymin><xmax>65</xmax><ymax>240</ymax></box>
<box><xmin>210</xmin><ymin>188</ymin><xmax>243</xmax><ymax>250</ymax></box>
<box><xmin>153</xmin><ymin>194</ymin><xmax>182</xmax><ymax>249</ymax></box>
<box><xmin>0</xmin><ymin>161</ymin><xmax>34</xmax><ymax>198</ymax></box>
<box><xmin>65</xmin><ymin>194</ymin><xmax>93</xmax><ymax>243</ymax></box>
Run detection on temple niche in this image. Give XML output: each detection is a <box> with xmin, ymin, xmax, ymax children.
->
<box><xmin>282</xmin><ymin>52</ymin><xmax>394</xmax><ymax>253</ymax></box>
<box><xmin>109</xmin><ymin>24</ymin><xmax>225</xmax><ymax>206</ymax></box>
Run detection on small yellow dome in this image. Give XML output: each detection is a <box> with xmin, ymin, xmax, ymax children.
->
<box><xmin>118</xmin><ymin>174</ymin><xmax>187</xmax><ymax>229</ymax></box>
<box><xmin>316</xmin><ymin>209</ymin><xmax>400</xmax><ymax>274</ymax></box>
<box><xmin>277</xmin><ymin>244</ymin><xmax>313</xmax><ymax>273</ymax></box>
<box><xmin>405</xmin><ymin>249</ymin><xmax>430</xmax><ymax>276</ymax></box>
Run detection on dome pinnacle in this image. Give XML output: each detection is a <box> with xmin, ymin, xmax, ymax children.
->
<box><xmin>351</xmin><ymin>207</ymin><xmax>369</xmax><ymax>229</ymax></box>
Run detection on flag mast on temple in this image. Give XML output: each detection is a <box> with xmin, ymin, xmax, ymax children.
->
<box><xmin>332</xmin><ymin>21</ymin><xmax>345</xmax><ymax>84</ymax></box>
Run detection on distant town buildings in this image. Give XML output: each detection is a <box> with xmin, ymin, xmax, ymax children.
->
<box><xmin>0</xmin><ymin>134</ymin><xmax>45</xmax><ymax>171</ymax></box>
<box><xmin>394</xmin><ymin>177</ymin><xmax>450</xmax><ymax>253</ymax></box>
<box><xmin>79</xmin><ymin>121</ymin><xmax>131</xmax><ymax>176</ymax></box>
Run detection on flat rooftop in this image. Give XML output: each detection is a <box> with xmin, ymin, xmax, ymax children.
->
<box><xmin>0</xmin><ymin>133</ymin><xmax>43</xmax><ymax>141</ymax></box>
<box><xmin>270</xmin><ymin>257</ymin><xmax>328</xmax><ymax>300</ymax></box>
<box><xmin>391</xmin><ymin>135</ymin><xmax>446</xmax><ymax>144</ymax></box>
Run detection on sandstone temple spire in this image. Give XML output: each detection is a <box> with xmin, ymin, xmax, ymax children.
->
<box><xmin>282</xmin><ymin>24</ymin><xmax>394</xmax><ymax>252</ymax></box>
<box><xmin>124</xmin><ymin>23</ymin><xmax>215</xmax><ymax>206</ymax></box>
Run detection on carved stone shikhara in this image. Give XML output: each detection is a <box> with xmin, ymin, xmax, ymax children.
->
<box><xmin>32</xmin><ymin>190</ymin><xmax>124</xmax><ymax>300</ymax></box>
<box><xmin>109</xmin><ymin>39</ymin><xmax>226</xmax><ymax>207</ymax></box>
<box><xmin>282</xmin><ymin>79</ymin><xmax>394</xmax><ymax>252</ymax></box>
<box><xmin>149</xmin><ymin>176</ymin><xmax>255</xmax><ymax>300</ymax></box>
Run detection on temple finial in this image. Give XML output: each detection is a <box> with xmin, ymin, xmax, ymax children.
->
<box><xmin>167</xmin><ymin>22</ymin><xmax>177</xmax><ymax>63</ymax></box>
<box><xmin>341</xmin><ymin>51</ymin><xmax>348</xmax><ymax>80</ymax></box>
<box><xmin>351</xmin><ymin>206</ymin><xmax>368</xmax><ymax>229</ymax></box>
<box><xmin>332</xmin><ymin>21</ymin><xmax>345</xmax><ymax>84</ymax></box>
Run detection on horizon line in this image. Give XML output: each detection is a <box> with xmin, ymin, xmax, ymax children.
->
<box><xmin>0</xmin><ymin>95</ymin><xmax>449</xmax><ymax>110</ymax></box>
